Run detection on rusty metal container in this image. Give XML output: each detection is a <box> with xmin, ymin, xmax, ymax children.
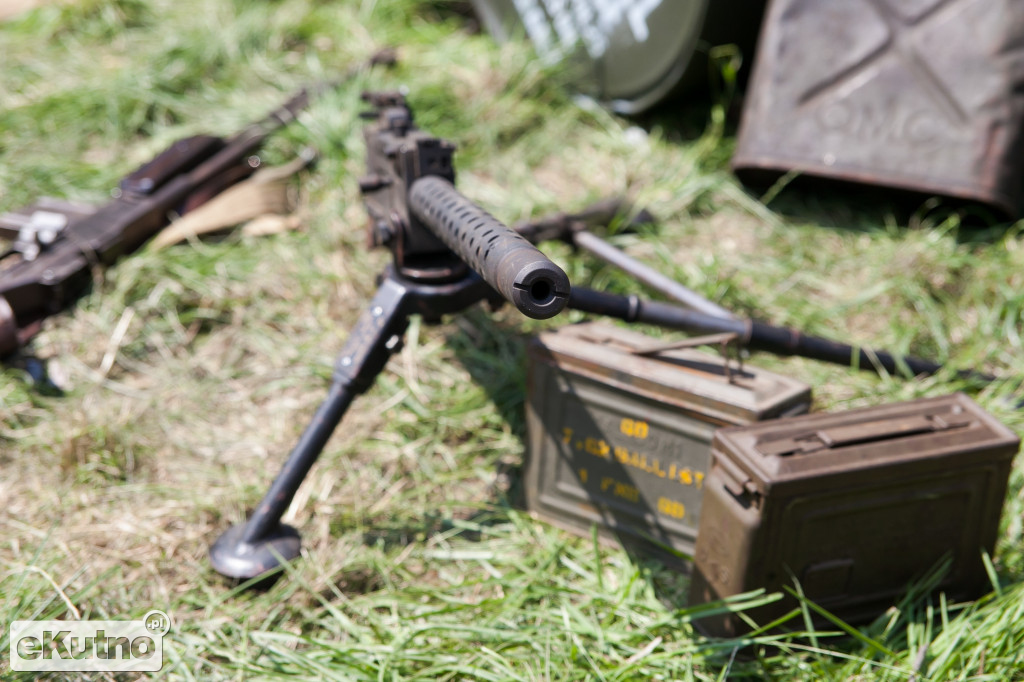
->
<box><xmin>732</xmin><ymin>0</ymin><xmax>1024</xmax><ymax>218</ymax></box>
<box><xmin>689</xmin><ymin>393</ymin><xmax>1020</xmax><ymax>637</ymax></box>
<box><xmin>523</xmin><ymin>322</ymin><xmax>811</xmax><ymax>566</ymax></box>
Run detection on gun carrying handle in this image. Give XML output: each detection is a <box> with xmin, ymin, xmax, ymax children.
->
<box><xmin>408</xmin><ymin>175</ymin><xmax>570</xmax><ymax>319</ymax></box>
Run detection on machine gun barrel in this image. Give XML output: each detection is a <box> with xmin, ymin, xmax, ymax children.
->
<box><xmin>409</xmin><ymin>175</ymin><xmax>569</xmax><ymax>319</ymax></box>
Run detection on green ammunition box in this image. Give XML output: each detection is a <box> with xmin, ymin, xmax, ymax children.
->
<box><xmin>524</xmin><ymin>322</ymin><xmax>812</xmax><ymax>565</ymax></box>
<box><xmin>689</xmin><ymin>393</ymin><xmax>1021</xmax><ymax>637</ymax></box>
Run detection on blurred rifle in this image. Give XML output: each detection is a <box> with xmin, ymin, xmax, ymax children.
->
<box><xmin>0</xmin><ymin>49</ymin><xmax>396</xmax><ymax>357</ymax></box>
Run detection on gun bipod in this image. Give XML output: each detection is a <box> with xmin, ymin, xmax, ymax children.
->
<box><xmin>209</xmin><ymin>266</ymin><xmax>499</xmax><ymax>580</ymax></box>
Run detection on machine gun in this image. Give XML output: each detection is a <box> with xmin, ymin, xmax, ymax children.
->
<box><xmin>210</xmin><ymin>92</ymin><xmax>997</xmax><ymax>583</ymax></box>
<box><xmin>209</xmin><ymin>91</ymin><xmax>572</xmax><ymax>580</ymax></box>
<box><xmin>0</xmin><ymin>50</ymin><xmax>395</xmax><ymax>357</ymax></box>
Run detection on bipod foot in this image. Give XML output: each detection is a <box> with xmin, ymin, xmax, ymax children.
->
<box><xmin>209</xmin><ymin>522</ymin><xmax>301</xmax><ymax>584</ymax></box>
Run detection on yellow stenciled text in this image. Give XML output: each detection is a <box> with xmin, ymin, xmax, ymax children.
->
<box><xmin>619</xmin><ymin>418</ymin><xmax>649</xmax><ymax>439</ymax></box>
<box><xmin>657</xmin><ymin>497</ymin><xmax>686</xmax><ymax>519</ymax></box>
<box><xmin>600</xmin><ymin>476</ymin><xmax>640</xmax><ymax>503</ymax></box>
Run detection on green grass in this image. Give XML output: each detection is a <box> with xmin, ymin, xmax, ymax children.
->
<box><xmin>1</xmin><ymin>0</ymin><xmax>1023</xmax><ymax>679</ymax></box>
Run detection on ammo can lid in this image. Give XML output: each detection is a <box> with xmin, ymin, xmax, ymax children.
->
<box><xmin>530</xmin><ymin>322</ymin><xmax>811</xmax><ymax>425</ymax></box>
<box><xmin>712</xmin><ymin>393</ymin><xmax>1021</xmax><ymax>493</ymax></box>
<box><xmin>470</xmin><ymin>0</ymin><xmax>749</xmax><ymax>114</ymax></box>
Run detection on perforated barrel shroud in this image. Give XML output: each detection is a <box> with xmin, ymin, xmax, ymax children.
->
<box><xmin>689</xmin><ymin>392</ymin><xmax>1021</xmax><ymax>637</ymax></box>
<box><xmin>523</xmin><ymin>322</ymin><xmax>812</xmax><ymax>567</ymax></box>
<box><xmin>732</xmin><ymin>0</ymin><xmax>1024</xmax><ymax>217</ymax></box>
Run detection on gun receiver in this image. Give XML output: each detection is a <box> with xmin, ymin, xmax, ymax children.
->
<box><xmin>359</xmin><ymin>92</ymin><xmax>569</xmax><ymax>319</ymax></box>
<box><xmin>0</xmin><ymin>49</ymin><xmax>396</xmax><ymax>357</ymax></box>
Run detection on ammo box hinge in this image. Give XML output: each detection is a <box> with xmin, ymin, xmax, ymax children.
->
<box><xmin>715</xmin><ymin>453</ymin><xmax>760</xmax><ymax>501</ymax></box>
<box><xmin>755</xmin><ymin>411</ymin><xmax>974</xmax><ymax>457</ymax></box>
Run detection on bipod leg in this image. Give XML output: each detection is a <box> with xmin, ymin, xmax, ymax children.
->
<box><xmin>210</xmin><ymin>274</ymin><xmax>413</xmax><ymax>581</ymax></box>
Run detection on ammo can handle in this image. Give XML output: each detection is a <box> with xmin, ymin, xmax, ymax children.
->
<box><xmin>815</xmin><ymin>413</ymin><xmax>972</xmax><ymax>447</ymax></box>
<box><xmin>757</xmin><ymin>412</ymin><xmax>972</xmax><ymax>456</ymax></box>
<box><xmin>409</xmin><ymin>175</ymin><xmax>570</xmax><ymax>319</ymax></box>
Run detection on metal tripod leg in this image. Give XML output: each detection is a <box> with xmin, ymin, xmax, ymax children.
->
<box><xmin>210</xmin><ymin>274</ymin><xmax>414</xmax><ymax>580</ymax></box>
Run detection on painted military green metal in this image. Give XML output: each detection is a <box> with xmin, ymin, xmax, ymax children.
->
<box><xmin>524</xmin><ymin>322</ymin><xmax>811</xmax><ymax>565</ymax></box>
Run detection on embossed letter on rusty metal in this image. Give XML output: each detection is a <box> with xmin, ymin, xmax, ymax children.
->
<box><xmin>733</xmin><ymin>0</ymin><xmax>1024</xmax><ymax>217</ymax></box>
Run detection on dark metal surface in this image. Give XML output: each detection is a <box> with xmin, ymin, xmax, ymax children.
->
<box><xmin>210</xmin><ymin>268</ymin><xmax>500</xmax><ymax>580</ymax></box>
<box><xmin>0</xmin><ymin>295</ymin><xmax>17</xmax><ymax>357</ymax></box>
<box><xmin>409</xmin><ymin>176</ymin><xmax>569</xmax><ymax>319</ymax></box>
<box><xmin>359</xmin><ymin>92</ymin><xmax>569</xmax><ymax>319</ymax></box>
<box><xmin>524</xmin><ymin>322</ymin><xmax>811</xmax><ymax>564</ymax></box>
<box><xmin>689</xmin><ymin>392</ymin><xmax>1021</xmax><ymax>637</ymax></box>
<box><xmin>209</xmin><ymin>521</ymin><xmax>301</xmax><ymax>582</ymax></box>
<box><xmin>567</xmin><ymin>286</ymin><xmax>994</xmax><ymax>381</ymax></box>
<box><xmin>733</xmin><ymin>0</ymin><xmax>1024</xmax><ymax>217</ymax></box>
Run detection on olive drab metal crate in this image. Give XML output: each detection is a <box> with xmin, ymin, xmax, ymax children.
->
<box><xmin>689</xmin><ymin>393</ymin><xmax>1020</xmax><ymax>637</ymax></box>
<box><xmin>523</xmin><ymin>322</ymin><xmax>812</xmax><ymax>565</ymax></box>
